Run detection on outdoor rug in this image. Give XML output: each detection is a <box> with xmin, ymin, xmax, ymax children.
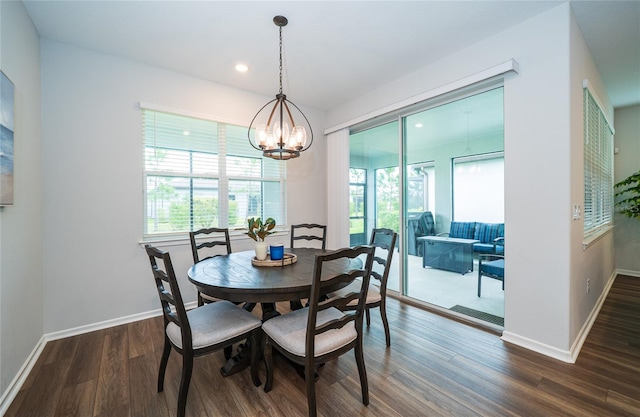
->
<box><xmin>450</xmin><ymin>305</ymin><xmax>504</xmax><ymax>326</ymax></box>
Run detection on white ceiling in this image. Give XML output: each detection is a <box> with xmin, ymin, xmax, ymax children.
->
<box><xmin>22</xmin><ymin>0</ymin><xmax>640</xmax><ymax>111</ymax></box>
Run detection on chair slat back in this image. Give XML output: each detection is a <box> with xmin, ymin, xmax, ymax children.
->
<box><xmin>306</xmin><ymin>245</ymin><xmax>375</xmax><ymax>344</ymax></box>
<box><xmin>189</xmin><ymin>228</ymin><xmax>232</xmax><ymax>263</ymax></box>
<box><xmin>290</xmin><ymin>224</ymin><xmax>327</xmax><ymax>250</ymax></box>
<box><xmin>145</xmin><ymin>245</ymin><xmax>192</xmax><ymax>347</ymax></box>
<box><xmin>369</xmin><ymin>228</ymin><xmax>397</xmax><ymax>297</ymax></box>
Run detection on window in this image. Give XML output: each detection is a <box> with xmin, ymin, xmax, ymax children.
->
<box><xmin>407</xmin><ymin>162</ymin><xmax>435</xmax><ymax>214</ymax></box>
<box><xmin>375</xmin><ymin>166</ymin><xmax>400</xmax><ymax>232</ymax></box>
<box><xmin>453</xmin><ymin>152</ymin><xmax>504</xmax><ymax>223</ymax></box>
<box><xmin>583</xmin><ymin>86</ymin><xmax>613</xmax><ymax>237</ymax></box>
<box><xmin>143</xmin><ymin>109</ymin><xmax>285</xmax><ymax>238</ymax></box>
<box><xmin>349</xmin><ymin>168</ymin><xmax>366</xmax><ymax>246</ymax></box>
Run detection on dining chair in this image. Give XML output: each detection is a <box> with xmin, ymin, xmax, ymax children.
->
<box><xmin>189</xmin><ymin>227</ymin><xmax>232</xmax><ymax>306</ymax></box>
<box><xmin>290</xmin><ymin>223</ymin><xmax>327</xmax><ymax>250</ymax></box>
<box><xmin>330</xmin><ymin>228</ymin><xmax>397</xmax><ymax>347</ymax></box>
<box><xmin>262</xmin><ymin>245</ymin><xmax>375</xmax><ymax>417</ymax></box>
<box><xmin>144</xmin><ymin>244</ymin><xmax>262</xmax><ymax>417</ymax></box>
<box><xmin>289</xmin><ymin>224</ymin><xmax>327</xmax><ymax>310</ymax></box>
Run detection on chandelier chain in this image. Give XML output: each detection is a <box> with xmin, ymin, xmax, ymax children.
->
<box><xmin>279</xmin><ymin>26</ymin><xmax>283</xmax><ymax>95</ymax></box>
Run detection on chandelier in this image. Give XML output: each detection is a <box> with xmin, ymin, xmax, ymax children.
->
<box><xmin>247</xmin><ymin>15</ymin><xmax>313</xmax><ymax>160</ymax></box>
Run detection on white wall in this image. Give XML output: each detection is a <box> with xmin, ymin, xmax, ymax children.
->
<box><xmin>40</xmin><ymin>39</ymin><xmax>326</xmax><ymax>334</ymax></box>
<box><xmin>613</xmin><ymin>104</ymin><xmax>640</xmax><ymax>275</ymax></box>
<box><xmin>568</xmin><ymin>9</ymin><xmax>615</xmax><ymax>354</ymax></box>
<box><xmin>0</xmin><ymin>0</ymin><xmax>43</xmax><ymax>396</ymax></box>
<box><xmin>326</xmin><ymin>4</ymin><xmax>614</xmax><ymax>358</ymax></box>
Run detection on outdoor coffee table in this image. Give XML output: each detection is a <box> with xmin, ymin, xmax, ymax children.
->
<box><xmin>418</xmin><ymin>236</ymin><xmax>479</xmax><ymax>274</ymax></box>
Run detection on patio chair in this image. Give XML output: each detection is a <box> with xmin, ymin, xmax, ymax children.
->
<box><xmin>477</xmin><ymin>238</ymin><xmax>505</xmax><ymax>297</ymax></box>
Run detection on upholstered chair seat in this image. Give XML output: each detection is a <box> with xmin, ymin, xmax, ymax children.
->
<box><xmin>166</xmin><ymin>301</ymin><xmax>261</xmax><ymax>350</ymax></box>
<box><xmin>262</xmin><ymin>307</ymin><xmax>356</xmax><ymax>357</ymax></box>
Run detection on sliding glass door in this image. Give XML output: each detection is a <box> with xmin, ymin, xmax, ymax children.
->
<box><xmin>404</xmin><ymin>87</ymin><xmax>504</xmax><ymax>322</ymax></box>
<box><xmin>349</xmin><ymin>85</ymin><xmax>505</xmax><ymax>325</ymax></box>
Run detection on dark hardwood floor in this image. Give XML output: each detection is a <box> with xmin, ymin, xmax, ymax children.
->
<box><xmin>6</xmin><ymin>275</ymin><xmax>640</xmax><ymax>416</ymax></box>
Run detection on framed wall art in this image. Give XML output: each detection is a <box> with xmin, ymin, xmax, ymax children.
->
<box><xmin>1</xmin><ymin>70</ymin><xmax>15</xmax><ymax>206</ymax></box>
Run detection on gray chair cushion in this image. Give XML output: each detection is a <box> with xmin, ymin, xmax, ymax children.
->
<box><xmin>167</xmin><ymin>300</ymin><xmax>261</xmax><ymax>350</ymax></box>
<box><xmin>331</xmin><ymin>281</ymin><xmax>381</xmax><ymax>306</ymax></box>
<box><xmin>262</xmin><ymin>307</ymin><xmax>357</xmax><ymax>357</ymax></box>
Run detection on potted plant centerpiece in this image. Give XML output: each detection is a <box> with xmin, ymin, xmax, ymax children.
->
<box><xmin>246</xmin><ymin>217</ymin><xmax>276</xmax><ymax>260</ymax></box>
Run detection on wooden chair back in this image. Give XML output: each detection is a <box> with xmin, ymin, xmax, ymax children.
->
<box><xmin>144</xmin><ymin>244</ymin><xmax>192</xmax><ymax>353</ymax></box>
<box><xmin>290</xmin><ymin>224</ymin><xmax>327</xmax><ymax>250</ymax></box>
<box><xmin>369</xmin><ymin>228</ymin><xmax>397</xmax><ymax>299</ymax></box>
<box><xmin>306</xmin><ymin>245</ymin><xmax>375</xmax><ymax>352</ymax></box>
<box><xmin>189</xmin><ymin>227</ymin><xmax>232</xmax><ymax>263</ymax></box>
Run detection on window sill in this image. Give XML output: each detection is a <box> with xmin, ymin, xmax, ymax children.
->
<box><xmin>139</xmin><ymin>226</ymin><xmax>290</xmax><ymax>248</ymax></box>
<box><xmin>582</xmin><ymin>225</ymin><xmax>614</xmax><ymax>250</ymax></box>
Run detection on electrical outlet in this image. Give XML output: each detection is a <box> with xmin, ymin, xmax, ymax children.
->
<box><xmin>573</xmin><ymin>204</ymin><xmax>581</xmax><ymax>220</ymax></box>
<box><xmin>587</xmin><ymin>279</ymin><xmax>591</xmax><ymax>293</ymax></box>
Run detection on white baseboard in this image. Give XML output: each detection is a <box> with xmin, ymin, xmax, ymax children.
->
<box><xmin>501</xmin><ymin>331</ymin><xmax>575</xmax><ymax>363</ymax></box>
<box><xmin>0</xmin><ymin>301</ymin><xmax>197</xmax><ymax>416</ymax></box>
<box><xmin>0</xmin><ymin>335</ymin><xmax>46</xmax><ymax>416</ymax></box>
<box><xmin>501</xmin><ymin>270</ymin><xmax>617</xmax><ymax>364</ymax></box>
<box><xmin>615</xmin><ymin>268</ymin><xmax>640</xmax><ymax>278</ymax></box>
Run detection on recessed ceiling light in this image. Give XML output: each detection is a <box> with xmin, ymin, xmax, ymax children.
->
<box><xmin>183</xmin><ymin>131</ymin><xmax>190</xmax><ymax>136</ymax></box>
<box><xmin>235</xmin><ymin>64</ymin><xmax>249</xmax><ymax>73</ymax></box>
<box><xmin>414</xmin><ymin>123</ymin><xmax>423</xmax><ymax>128</ymax></box>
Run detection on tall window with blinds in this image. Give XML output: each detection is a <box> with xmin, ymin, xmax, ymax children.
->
<box><xmin>583</xmin><ymin>86</ymin><xmax>613</xmax><ymax>238</ymax></box>
<box><xmin>143</xmin><ymin>109</ymin><xmax>286</xmax><ymax>238</ymax></box>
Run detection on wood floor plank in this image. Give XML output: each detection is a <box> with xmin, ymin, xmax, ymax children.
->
<box><xmin>6</xmin><ymin>275</ymin><xmax>640</xmax><ymax>416</ymax></box>
<box><xmin>128</xmin><ymin>319</ymin><xmax>155</xmax><ymax>359</ymax></box>
<box><xmin>54</xmin><ymin>380</ymin><xmax>97</xmax><ymax>417</ymax></box>
<box><xmin>128</xmin><ymin>352</ymin><xmax>170</xmax><ymax>417</ymax></box>
<box><xmin>93</xmin><ymin>324</ymin><xmax>131</xmax><ymax>416</ymax></box>
<box><xmin>64</xmin><ymin>331</ymin><xmax>105</xmax><ymax>388</ymax></box>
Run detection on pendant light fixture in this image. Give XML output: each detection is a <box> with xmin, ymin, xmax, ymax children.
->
<box><xmin>247</xmin><ymin>15</ymin><xmax>313</xmax><ymax>160</ymax></box>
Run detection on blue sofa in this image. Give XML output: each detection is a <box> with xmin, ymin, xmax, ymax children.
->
<box><xmin>443</xmin><ymin>222</ymin><xmax>504</xmax><ymax>255</ymax></box>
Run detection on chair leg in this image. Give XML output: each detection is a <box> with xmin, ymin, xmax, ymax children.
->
<box><xmin>197</xmin><ymin>292</ymin><xmax>204</xmax><ymax>307</ymax></box>
<box><xmin>223</xmin><ymin>345</ymin><xmax>233</xmax><ymax>360</ymax></box>
<box><xmin>365</xmin><ymin>308</ymin><xmax>371</xmax><ymax>327</ymax></box>
<box><xmin>380</xmin><ymin>303</ymin><xmax>391</xmax><ymax>347</ymax></box>
<box><xmin>264</xmin><ymin>337</ymin><xmax>274</xmax><ymax>392</ymax></box>
<box><xmin>289</xmin><ymin>299</ymin><xmax>303</xmax><ymax>311</ymax></box>
<box><xmin>177</xmin><ymin>353</ymin><xmax>194</xmax><ymax>417</ymax></box>
<box><xmin>249</xmin><ymin>330</ymin><xmax>261</xmax><ymax>387</ymax></box>
<box><xmin>477</xmin><ymin>274</ymin><xmax>482</xmax><ymax>297</ymax></box>
<box><xmin>305</xmin><ymin>361</ymin><xmax>317</xmax><ymax>417</ymax></box>
<box><xmin>157</xmin><ymin>335</ymin><xmax>171</xmax><ymax>392</ymax></box>
<box><xmin>355</xmin><ymin>337</ymin><xmax>369</xmax><ymax>406</ymax></box>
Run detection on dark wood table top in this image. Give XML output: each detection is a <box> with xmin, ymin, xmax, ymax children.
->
<box><xmin>187</xmin><ymin>247</ymin><xmax>357</xmax><ymax>304</ymax></box>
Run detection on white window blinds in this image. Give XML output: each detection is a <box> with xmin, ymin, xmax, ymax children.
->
<box><xmin>143</xmin><ymin>108</ymin><xmax>286</xmax><ymax>238</ymax></box>
<box><xmin>583</xmin><ymin>85</ymin><xmax>614</xmax><ymax>238</ymax></box>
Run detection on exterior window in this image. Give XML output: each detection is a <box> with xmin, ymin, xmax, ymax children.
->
<box><xmin>143</xmin><ymin>109</ymin><xmax>285</xmax><ymax>238</ymax></box>
<box><xmin>407</xmin><ymin>162</ymin><xmax>435</xmax><ymax>214</ymax></box>
<box><xmin>349</xmin><ymin>168</ymin><xmax>366</xmax><ymax>245</ymax></box>
<box><xmin>453</xmin><ymin>152</ymin><xmax>504</xmax><ymax>223</ymax></box>
<box><xmin>583</xmin><ymin>87</ymin><xmax>613</xmax><ymax>237</ymax></box>
<box><xmin>375</xmin><ymin>167</ymin><xmax>400</xmax><ymax>232</ymax></box>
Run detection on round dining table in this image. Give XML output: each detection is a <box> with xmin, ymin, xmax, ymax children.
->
<box><xmin>187</xmin><ymin>247</ymin><xmax>357</xmax><ymax>306</ymax></box>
